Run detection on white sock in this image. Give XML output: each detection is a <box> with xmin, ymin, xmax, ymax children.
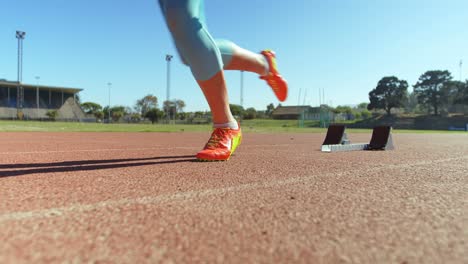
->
<box><xmin>214</xmin><ymin>120</ymin><xmax>238</xmax><ymax>130</ymax></box>
<box><xmin>260</xmin><ymin>55</ymin><xmax>269</xmax><ymax>76</ymax></box>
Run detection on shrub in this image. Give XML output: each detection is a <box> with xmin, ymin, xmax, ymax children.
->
<box><xmin>46</xmin><ymin>110</ymin><xmax>59</xmax><ymax>121</ymax></box>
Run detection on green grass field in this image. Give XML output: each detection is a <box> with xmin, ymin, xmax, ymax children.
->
<box><xmin>0</xmin><ymin>119</ymin><xmax>465</xmax><ymax>133</ymax></box>
<box><xmin>0</xmin><ymin>119</ymin><xmax>327</xmax><ymax>133</ymax></box>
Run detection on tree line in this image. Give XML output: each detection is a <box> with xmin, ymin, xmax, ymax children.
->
<box><xmin>80</xmin><ymin>95</ymin><xmax>186</xmax><ymax>123</ymax></box>
<box><xmin>81</xmin><ymin>94</ymin><xmax>267</xmax><ymax>123</ymax></box>
<box><xmin>367</xmin><ymin>70</ymin><xmax>468</xmax><ymax>116</ymax></box>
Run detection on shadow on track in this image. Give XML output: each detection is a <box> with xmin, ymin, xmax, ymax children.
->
<box><xmin>0</xmin><ymin>155</ymin><xmax>197</xmax><ymax>178</ymax></box>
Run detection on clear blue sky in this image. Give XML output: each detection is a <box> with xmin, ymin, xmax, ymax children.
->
<box><xmin>1</xmin><ymin>0</ymin><xmax>467</xmax><ymax>112</ymax></box>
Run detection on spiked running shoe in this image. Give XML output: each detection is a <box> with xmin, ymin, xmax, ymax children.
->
<box><xmin>196</xmin><ymin>126</ymin><xmax>242</xmax><ymax>161</ymax></box>
<box><xmin>260</xmin><ymin>50</ymin><xmax>288</xmax><ymax>102</ymax></box>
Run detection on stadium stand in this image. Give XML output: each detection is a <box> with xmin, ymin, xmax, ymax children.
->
<box><xmin>0</xmin><ymin>80</ymin><xmax>85</xmax><ymax>120</ymax></box>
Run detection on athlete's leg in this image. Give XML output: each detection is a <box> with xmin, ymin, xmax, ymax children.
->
<box><xmin>216</xmin><ymin>39</ymin><xmax>268</xmax><ymax>75</ymax></box>
<box><xmin>159</xmin><ymin>0</ymin><xmax>242</xmax><ymax>161</ymax></box>
<box><xmin>158</xmin><ymin>0</ymin><xmax>236</xmax><ymax>126</ymax></box>
<box><xmin>216</xmin><ymin>39</ymin><xmax>288</xmax><ymax>102</ymax></box>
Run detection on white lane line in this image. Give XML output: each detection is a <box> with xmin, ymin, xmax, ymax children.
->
<box><xmin>0</xmin><ymin>147</ymin><xmax>192</xmax><ymax>155</ymax></box>
<box><xmin>1</xmin><ymin>156</ymin><xmax>466</xmax><ymax>223</ymax></box>
<box><xmin>0</xmin><ymin>144</ymin><xmax>298</xmax><ymax>155</ymax></box>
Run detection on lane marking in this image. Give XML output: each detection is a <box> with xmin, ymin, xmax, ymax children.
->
<box><xmin>1</xmin><ymin>156</ymin><xmax>466</xmax><ymax>223</ymax></box>
<box><xmin>0</xmin><ymin>147</ymin><xmax>191</xmax><ymax>155</ymax></box>
<box><xmin>0</xmin><ymin>144</ymin><xmax>298</xmax><ymax>155</ymax></box>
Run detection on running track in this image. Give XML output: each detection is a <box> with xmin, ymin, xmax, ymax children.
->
<box><xmin>0</xmin><ymin>131</ymin><xmax>466</xmax><ymax>263</ymax></box>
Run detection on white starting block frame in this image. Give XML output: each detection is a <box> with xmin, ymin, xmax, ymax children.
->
<box><xmin>321</xmin><ymin>125</ymin><xmax>395</xmax><ymax>152</ymax></box>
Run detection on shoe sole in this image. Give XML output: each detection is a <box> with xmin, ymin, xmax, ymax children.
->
<box><xmin>196</xmin><ymin>158</ymin><xmax>229</xmax><ymax>162</ymax></box>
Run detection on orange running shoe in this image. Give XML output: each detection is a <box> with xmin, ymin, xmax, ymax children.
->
<box><xmin>260</xmin><ymin>50</ymin><xmax>288</xmax><ymax>102</ymax></box>
<box><xmin>196</xmin><ymin>126</ymin><xmax>242</xmax><ymax>161</ymax></box>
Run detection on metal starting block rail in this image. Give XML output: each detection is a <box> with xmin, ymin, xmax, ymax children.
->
<box><xmin>321</xmin><ymin>125</ymin><xmax>394</xmax><ymax>152</ymax></box>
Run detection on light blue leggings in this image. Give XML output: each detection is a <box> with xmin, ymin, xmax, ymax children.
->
<box><xmin>158</xmin><ymin>0</ymin><xmax>235</xmax><ymax>81</ymax></box>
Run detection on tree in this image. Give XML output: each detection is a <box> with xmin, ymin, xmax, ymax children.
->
<box><xmin>368</xmin><ymin>76</ymin><xmax>408</xmax><ymax>115</ymax></box>
<box><xmin>80</xmin><ymin>102</ymin><xmax>102</xmax><ymax>115</ymax></box>
<box><xmin>103</xmin><ymin>106</ymin><xmax>110</xmax><ymax>120</ymax></box>
<box><xmin>175</xmin><ymin>99</ymin><xmax>186</xmax><ymax>114</ymax></box>
<box><xmin>229</xmin><ymin>104</ymin><xmax>245</xmax><ymax>117</ymax></box>
<box><xmin>333</xmin><ymin>105</ymin><xmax>353</xmax><ymax>115</ymax></box>
<box><xmin>128</xmin><ymin>113</ymin><xmax>141</xmax><ymax>123</ymax></box>
<box><xmin>135</xmin><ymin>95</ymin><xmax>158</xmax><ymax>116</ymax></box>
<box><xmin>194</xmin><ymin>111</ymin><xmax>205</xmax><ymax>118</ymax></box>
<box><xmin>46</xmin><ymin>110</ymin><xmax>59</xmax><ymax>121</ymax></box>
<box><xmin>104</xmin><ymin>105</ymin><xmax>127</xmax><ymax>122</ymax></box>
<box><xmin>112</xmin><ymin>111</ymin><xmax>124</xmax><ymax>122</ymax></box>
<box><xmin>145</xmin><ymin>108</ymin><xmax>164</xmax><ymax>124</ymax></box>
<box><xmin>81</xmin><ymin>102</ymin><xmax>104</xmax><ymax>122</ymax></box>
<box><xmin>357</xmin><ymin>102</ymin><xmax>368</xmax><ymax>110</ymax></box>
<box><xmin>265</xmin><ymin>103</ymin><xmax>275</xmax><ymax>117</ymax></box>
<box><xmin>177</xmin><ymin>112</ymin><xmax>188</xmax><ymax>120</ymax></box>
<box><xmin>404</xmin><ymin>92</ymin><xmax>420</xmax><ymax>114</ymax></box>
<box><xmin>444</xmin><ymin>80</ymin><xmax>468</xmax><ymax>106</ymax></box>
<box><xmin>413</xmin><ymin>70</ymin><xmax>452</xmax><ymax>115</ymax></box>
<box><xmin>94</xmin><ymin>111</ymin><xmax>104</xmax><ymax>121</ymax></box>
<box><xmin>361</xmin><ymin>110</ymin><xmax>372</xmax><ymax>119</ymax></box>
<box><xmin>243</xmin><ymin>107</ymin><xmax>257</xmax><ymax>120</ymax></box>
<box><xmin>163</xmin><ymin>100</ymin><xmax>177</xmax><ymax>119</ymax></box>
<box><xmin>455</xmin><ymin>81</ymin><xmax>468</xmax><ymax>104</ymax></box>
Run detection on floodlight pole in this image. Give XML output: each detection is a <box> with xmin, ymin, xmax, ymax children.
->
<box><xmin>16</xmin><ymin>31</ymin><xmax>26</xmax><ymax>119</ymax></box>
<box><xmin>303</xmin><ymin>89</ymin><xmax>307</xmax><ymax>106</ymax></box>
<box><xmin>319</xmin><ymin>88</ymin><xmax>321</xmax><ymax>106</ymax></box>
<box><xmin>460</xmin><ymin>60</ymin><xmax>463</xmax><ymax>82</ymax></box>
<box><xmin>298</xmin><ymin>88</ymin><xmax>301</xmax><ymax>106</ymax></box>
<box><xmin>35</xmin><ymin>76</ymin><xmax>40</xmax><ymax>118</ymax></box>
<box><xmin>108</xmin><ymin>82</ymin><xmax>112</xmax><ymax>123</ymax></box>
<box><xmin>165</xmin><ymin>54</ymin><xmax>173</xmax><ymax>122</ymax></box>
<box><xmin>322</xmin><ymin>88</ymin><xmax>325</xmax><ymax>106</ymax></box>
<box><xmin>240</xmin><ymin>71</ymin><xmax>244</xmax><ymax>108</ymax></box>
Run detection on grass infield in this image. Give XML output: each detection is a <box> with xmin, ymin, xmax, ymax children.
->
<box><xmin>0</xmin><ymin>119</ymin><xmax>465</xmax><ymax>133</ymax></box>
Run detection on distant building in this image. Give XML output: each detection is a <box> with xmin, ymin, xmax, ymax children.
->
<box><xmin>0</xmin><ymin>80</ymin><xmax>85</xmax><ymax>120</ymax></box>
<box><xmin>271</xmin><ymin>106</ymin><xmax>315</xmax><ymax>120</ymax></box>
<box><xmin>271</xmin><ymin>105</ymin><xmax>337</xmax><ymax>121</ymax></box>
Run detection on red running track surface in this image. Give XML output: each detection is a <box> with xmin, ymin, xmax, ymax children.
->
<box><xmin>0</xmin><ymin>131</ymin><xmax>466</xmax><ymax>263</ymax></box>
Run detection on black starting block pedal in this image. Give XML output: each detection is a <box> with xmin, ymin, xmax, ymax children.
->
<box><xmin>367</xmin><ymin>126</ymin><xmax>394</xmax><ymax>150</ymax></box>
<box><xmin>322</xmin><ymin>124</ymin><xmax>350</xmax><ymax>145</ymax></box>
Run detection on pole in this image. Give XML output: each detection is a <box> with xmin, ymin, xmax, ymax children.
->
<box><xmin>319</xmin><ymin>88</ymin><xmax>321</xmax><ymax>106</ymax></box>
<box><xmin>298</xmin><ymin>88</ymin><xmax>302</xmax><ymax>106</ymax></box>
<box><xmin>303</xmin><ymin>89</ymin><xmax>307</xmax><ymax>106</ymax></box>
<box><xmin>460</xmin><ymin>60</ymin><xmax>463</xmax><ymax>82</ymax></box>
<box><xmin>17</xmin><ymin>35</ymin><xmax>21</xmax><ymax>83</ymax></box>
<box><xmin>16</xmin><ymin>31</ymin><xmax>26</xmax><ymax>119</ymax></box>
<box><xmin>322</xmin><ymin>88</ymin><xmax>325</xmax><ymax>106</ymax></box>
<box><xmin>36</xmin><ymin>76</ymin><xmax>40</xmax><ymax>119</ymax></box>
<box><xmin>108</xmin><ymin>82</ymin><xmax>112</xmax><ymax>123</ymax></box>
<box><xmin>166</xmin><ymin>54</ymin><xmax>173</xmax><ymax>123</ymax></box>
<box><xmin>240</xmin><ymin>71</ymin><xmax>244</xmax><ymax>108</ymax></box>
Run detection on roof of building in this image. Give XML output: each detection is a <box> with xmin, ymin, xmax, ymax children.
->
<box><xmin>0</xmin><ymin>80</ymin><xmax>83</xmax><ymax>93</ymax></box>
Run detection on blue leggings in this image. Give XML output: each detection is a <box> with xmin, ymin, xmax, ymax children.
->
<box><xmin>158</xmin><ymin>0</ymin><xmax>235</xmax><ymax>81</ymax></box>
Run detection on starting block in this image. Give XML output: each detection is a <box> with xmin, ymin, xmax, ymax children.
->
<box><xmin>321</xmin><ymin>125</ymin><xmax>394</xmax><ymax>152</ymax></box>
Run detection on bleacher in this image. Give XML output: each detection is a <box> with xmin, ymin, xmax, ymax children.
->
<box><xmin>0</xmin><ymin>80</ymin><xmax>85</xmax><ymax>120</ymax></box>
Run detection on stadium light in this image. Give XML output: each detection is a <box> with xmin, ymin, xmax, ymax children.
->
<box><xmin>36</xmin><ymin>76</ymin><xmax>40</xmax><ymax>118</ymax></box>
<box><xmin>460</xmin><ymin>60</ymin><xmax>463</xmax><ymax>82</ymax></box>
<box><xmin>16</xmin><ymin>30</ymin><xmax>26</xmax><ymax>118</ymax></box>
<box><xmin>165</xmin><ymin>54</ymin><xmax>173</xmax><ymax>122</ymax></box>
<box><xmin>108</xmin><ymin>82</ymin><xmax>112</xmax><ymax>123</ymax></box>
<box><xmin>241</xmin><ymin>71</ymin><xmax>244</xmax><ymax>107</ymax></box>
